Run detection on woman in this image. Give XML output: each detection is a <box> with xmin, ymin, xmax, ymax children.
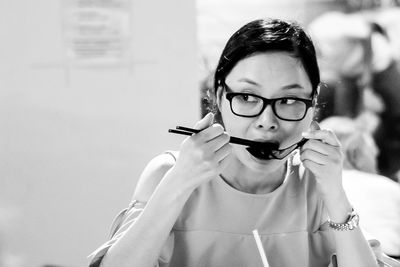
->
<box><xmin>89</xmin><ymin>19</ymin><xmax>380</xmax><ymax>267</ymax></box>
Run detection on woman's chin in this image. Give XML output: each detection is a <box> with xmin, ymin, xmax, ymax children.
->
<box><xmin>229</xmin><ymin>146</ymin><xmax>285</xmax><ymax>173</ymax></box>
<box><xmin>244</xmin><ymin>149</ymin><xmax>283</xmax><ymax>170</ymax></box>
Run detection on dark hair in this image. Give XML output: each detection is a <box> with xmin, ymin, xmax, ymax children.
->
<box><xmin>206</xmin><ymin>18</ymin><xmax>320</xmax><ymax>123</ymax></box>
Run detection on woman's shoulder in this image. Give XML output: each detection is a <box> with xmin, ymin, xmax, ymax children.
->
<box><xmin>132</xmin><ymin>151</ymin><xmax>179</xmax><ymax>203</ymax></box>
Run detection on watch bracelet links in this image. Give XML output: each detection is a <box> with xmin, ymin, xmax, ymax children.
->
<box><xmin>328</xmin><ymin>208</ymin><xmax>359</xmax><ymax>231</ymax></box>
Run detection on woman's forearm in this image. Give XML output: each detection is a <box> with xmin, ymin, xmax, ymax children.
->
<box><xmin>100</xmin><ymin>173</ymin><xmax>193</xmax><ymax>267</ymax></box>
<box><xmin>324</xmin><ymin>194</ymin><xmax>378</xmax><ymax>267</ymax></box>
<box><xmin>333</xmin><ymin>228</ymin><xmax>378</xmax><ymax>267</ymax></box>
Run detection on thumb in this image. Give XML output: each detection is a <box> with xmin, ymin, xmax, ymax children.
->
<box><xmin>310</xmin><ymin>120</ymin><xmax>321</xmax><ymax>131</ymax></box>
<box><xmin>193</xmin><ymin>112</ymin><xmax>214</xmax><ymax>130</ymax></box>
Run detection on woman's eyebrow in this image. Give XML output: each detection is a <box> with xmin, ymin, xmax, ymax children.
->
<box><xmin>237</xmin><ymin>80</ymin><xmax>305</xmax><ymax>90</ymax></box>
<box><xmin>281</xmin><ymin>83</ymin><xmax>304</xmax><ymax>90</ymax></box>
<box><xmin>238</xmin><ymin>78</ymin><xmax>260</xmax><ymax>86</ymax></box>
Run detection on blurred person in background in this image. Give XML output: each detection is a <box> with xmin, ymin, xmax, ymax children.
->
<box><xmin>320</xmin><ymin>115</ymin><xmax>400</xmax><ymax>259</ymax></box>
<box><xmin>308</xmin><ymin>8</ymin><xmax>400</xmax><ymax>181</ymax></box>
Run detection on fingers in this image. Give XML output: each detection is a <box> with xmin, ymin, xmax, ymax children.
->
<box><xmin>300</xmin><ymin>121</ymin><xmax>343</xmax><ymax>169</ymax></box>
<box><xmin>218</xmin><ymin>151</ymin><xmax>232</xmax><ymax>173</ymax></box>
<box><xmin>191</xmin><ymin>113</ymin><xmax>227</xmax><ymax>143</ymax></box>
<box><xmin>204</xmin><ymin>129</ymin><xmax>229</xmax><ymax>149</ymax></box>
<box><xmin>300</xmin><ymin>142</ymin><xmax>343</xmax><ymax>180</ymax></box>
<box><xmin>194</xmin><ymin>124</ymin><xmax>225</xmax><ymax>143</ymax></box>
<box><xmin>198</xmin><ymin>130</ymin><xmax>231</xmax><ymax>163</ymax></box>
<box><xmin>310</xmin><ymin>120</ymin><xmax>321</xmax><ymax>131</ymax></box>
<box><xmin>302</xmin><ymin>130</ymin><xmax>340</xmax><ymax>147</ymax></box>
<box><xmin>301</xmin><ymin>139</ymin><xmax>341</xmax><ymax>157</ymax></box>
<box><xmin>302</xmin><ymin>122</ymin><xmax>341</xmax><ymax>147</ymax></box>
<box><xmin>300</xmin><ymin>149</ymin><xmax>326</xmax><ymax>165</ymax></box>
<box><xmin>301</xmin><ymin>159</ymin><xmax>325</xmax><ymax>178</ymax></box>
<box><xmin>215</xmin><ymin>142</ymin><xmax>232</xmax><ymax>162</ymax></box>
<box><xmin>183</xmin><ymin>114</ymin><xmax>231</xmax><ymax>162</ymax></box>
<box><xmin>184</xmin><ymin>113</ymin><xmax>232</xmax><ymax>175</ymax></box>
<box><xmin>193</xmin><ymin>112</ymin><xmax>214</xmax><ymax>130</ymax></box>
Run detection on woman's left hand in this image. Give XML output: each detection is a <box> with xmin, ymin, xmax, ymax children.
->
<box><xmin>299</xmin><ymin>121</ymin><xmax>345</xmax><ymax>202</ymax></box>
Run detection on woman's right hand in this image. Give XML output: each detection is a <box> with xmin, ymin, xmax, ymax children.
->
<box><xmin>98</xmin><ymin>113</ymin><xmax>231</xmax><ymax>267</ymax></box>
<box><xmin>168</xmin><ymin>113</ymin><xmax>232</xmax><ymax>192</ymax></box>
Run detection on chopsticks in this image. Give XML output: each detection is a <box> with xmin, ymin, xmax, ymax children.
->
<box><xmin>168</xmin><ymin>126</ymin><xmax>275</xmax><ymax>148</ymax></box>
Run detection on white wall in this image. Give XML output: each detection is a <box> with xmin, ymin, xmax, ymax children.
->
<box><xmin>0</xmin><ymin>1</ymin><xmax>198</xmax><ymax>266</ymax></box>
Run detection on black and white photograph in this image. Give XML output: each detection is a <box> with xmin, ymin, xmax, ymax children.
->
<box><xmin>1</xmin><ymin>0</ymin><xmax>400</xmax><ymax>266</ymax></box>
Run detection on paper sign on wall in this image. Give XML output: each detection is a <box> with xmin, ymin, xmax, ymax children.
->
<box><xmin>62</xmin><ymin>0</ymin><xmax>131</xmax><ymax>66</ymax></box>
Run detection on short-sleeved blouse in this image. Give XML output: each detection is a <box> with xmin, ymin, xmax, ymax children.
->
<box><xmin>164</xmin><ymin>157</ymin><xmax>335</xmax><ymax>267</ymax></box>
<box><xmin>89</xmin><ymin>151</ymin><xmax>395</xmax><ymax>266</ymax></box>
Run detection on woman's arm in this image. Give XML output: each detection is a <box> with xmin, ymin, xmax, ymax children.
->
<box><xmin>301</xmin><ymin>121</ymin><xmax>378</xmax><ymax>267</ymax></box>
<box><xmin>99</xmin><ymin>113</ymin><xmax>231</xmax><ymax>267</ymax></box>
<box><xmin>324</xmin><ymin>191</ymin><xmax>378</xmax><ymax>267</ymax></box>
<box><xmin>100</xmin><ymin>155</ymin><xmax>193</xmax><ymax>267</ymax></box>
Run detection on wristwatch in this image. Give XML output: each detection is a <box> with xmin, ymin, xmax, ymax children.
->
<box><xmin>328</xmin><ymin>209</ymin><xmax>360</xmax><ymax>231</ymax></box>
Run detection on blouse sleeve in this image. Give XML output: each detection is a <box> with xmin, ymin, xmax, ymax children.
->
<box><xmin>88</xmin><ymin>200</ymin><xmax>146</xmax><ymax>267</ymax></box>
<box><xmin>87</xmin><ymin>151</ymin><xmax>178</xmax><ymax>267</ymax></box>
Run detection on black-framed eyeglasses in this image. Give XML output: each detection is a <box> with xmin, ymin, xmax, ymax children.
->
<box><xmin>224</xmin><ymin>84</ymin><xmax>314</xmax><ymax>121</ymax></box>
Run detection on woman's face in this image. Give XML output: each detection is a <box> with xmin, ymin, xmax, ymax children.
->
<box><xmin>218</xmin><ymin>52</ymin><xmax>314</xmax><ymax>170</ymax></box>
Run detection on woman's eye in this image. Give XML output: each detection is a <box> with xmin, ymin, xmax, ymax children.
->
<box><xmin>279</xmin><ymin>98</ymin><xmax>297</xmax><ymax>105</ymax></box>
<box><xmin>238</xmin><ymin>94</ymin><xmax>258</xmax><ymax>102</ymax></box>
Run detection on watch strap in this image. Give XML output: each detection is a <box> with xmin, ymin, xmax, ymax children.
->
<box><xmin>328</xmin><ymin>209</ymin><xmax>360</xmax><ymax>231</ymax></box>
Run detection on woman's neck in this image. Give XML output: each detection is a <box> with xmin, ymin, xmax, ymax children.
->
<box><xmin>220</xmin><ymin>156</ymin><xmax>288</xmax><ymax>194</ymax></box>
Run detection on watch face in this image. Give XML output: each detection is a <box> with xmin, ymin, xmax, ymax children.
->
<box><xmin>328</xmin><ymin>211</ymin><xmax>360</xmax><ymax>231</ymax></box>
<box><xmin>354</xmin><ymin>214</ymin><xmax>360</xmax><ymax>225</ymax></box>
<box><xmin>350</xmin><ymin>213</ymin><xmax>360</xmax><ymax>229</ymax></box>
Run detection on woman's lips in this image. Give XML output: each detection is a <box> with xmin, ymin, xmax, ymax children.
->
<box><xmin>246</xmin><ymin>141</ymin><xmax>280</xmax><ymax>160</ymax></box>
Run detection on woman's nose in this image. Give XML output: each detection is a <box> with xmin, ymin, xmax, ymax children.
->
<box><xmin>254</xmin><ymin>105</ymin><xmax>278</xmax><ymax>130</ymax></box>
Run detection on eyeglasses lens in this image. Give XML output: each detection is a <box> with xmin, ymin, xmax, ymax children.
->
<box><xmin>231</xmin><ymin>95</ymin><xmax>307</xmax><ymax>121</ymax></box>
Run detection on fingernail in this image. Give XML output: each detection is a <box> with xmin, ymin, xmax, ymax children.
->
<box><xmin>204</xmin><ymin>112</ymin><xmax>212</xmax><ymax>119</ymax></box>
<box><xmin>310</xmin><ymin>121</ymin><xmax>321</xmax><ymax>131</ymax></box>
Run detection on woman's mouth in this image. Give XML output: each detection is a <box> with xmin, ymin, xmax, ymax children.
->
<box><xmin>246</xmin><ymin>138</ymin><xmax>308</xmax><ymax>160</ymax></box>
<box><xmin>246</xmin><ymin>142</ymin><xmax>280</xmax><ymax>160</ymax></box>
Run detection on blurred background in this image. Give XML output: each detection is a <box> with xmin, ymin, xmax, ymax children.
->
<box><xmin>1</xmin><ymin>0</ymin><xmax>399</xmax><ymax>266</ymax></box>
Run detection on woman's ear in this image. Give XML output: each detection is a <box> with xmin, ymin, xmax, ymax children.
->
<box><xmin>216</xmin><ymin>86</ymin><xmax>224</xmax><ymax>109</ymax></box>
